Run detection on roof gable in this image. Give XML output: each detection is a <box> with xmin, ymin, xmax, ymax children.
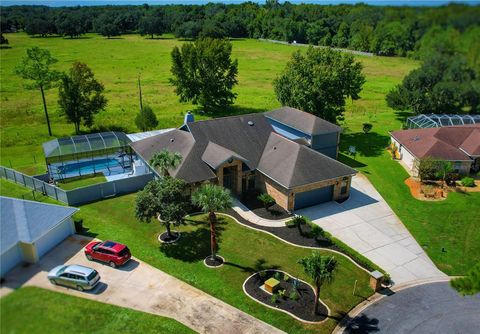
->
<box><xmin>202</xmin><ymin>142</ymin><xmax>249</xmax><ymax>170</ymax></box>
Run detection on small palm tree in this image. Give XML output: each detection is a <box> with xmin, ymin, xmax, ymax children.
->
<box><xmin>191</xmin><ymin>184</ymin><xmax>232</xmax><ymax>264</ymax></box>
<box><xmin>149</xmin><ymin>149</ymin><xmax>182</xmax><ymax>177</ymax></box>
<box><xmin>298</xmin><ymin>252</ymin><xmax>337</xmax><ymax>315</ymax></box>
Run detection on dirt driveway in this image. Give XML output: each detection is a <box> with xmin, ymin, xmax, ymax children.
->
<box><xmin>1</xmin><ymin>235</ymin><xmax>283</xmax><ymax>334</ymax></box>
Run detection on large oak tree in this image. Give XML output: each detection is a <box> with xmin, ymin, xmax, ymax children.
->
<box><xmin>170</xmin><ymin>38</ymin><xmax>238</xmax><ymax>113</ymax></box>
<box><xmin>273</xmin><ymin>47</ymin><xmax>365</xmax><ymax>123</ymax></box>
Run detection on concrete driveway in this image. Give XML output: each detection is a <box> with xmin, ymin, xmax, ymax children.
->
<box><xmin>0</xmin><ymin>235</ymin><xmax>283</xmax><ymax>334</ymax></box>
<box><xmin>343</xmin><ymin>282</ymin><xmax>480</xmax><ymax>334</ymax></box>
<box><xmin>296</xmin><ymin>174</ymin><xmax>446</xmax><ymax>286</ymax></box>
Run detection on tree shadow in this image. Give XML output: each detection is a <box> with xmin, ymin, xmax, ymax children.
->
<box><xmin>340</xmin><ymin>132</ymin><xmax>390</xmax><ymax>158</ymax></box>
<box><xmin>338</xmin><ymin>153</ymin><xmax>367</xmax><ymax>168</ymax></box>
<box><xmin>190</xmin><ymin>105</ymin><xmax>269</xmax><ymax>119</ymax></box>
<box><xmin>79</xmin><ymin>124</ymin><xmax>131</xmax><ymax>135</ymax></box>
<box><xmin>224</xmin><ymin>257</ymin><xmax>280</xmax><ymax>274</ymax></box>
<box><xmin>103</xmin><ymin>37</ymin><xmax>124</xmax><ymax>40</ymax></box>
<box><xmin>333</xmin><ymin>311</ymin><xmax>380</xmax><ymax>333</ymax></box>
<box><xmin>394</xmin><ymin>111</ymin><xmax>413</xmax><ymax>126</ymax></box>
<box><xmin>160</xmin><ymin>217</ymin><xmax>226</xmax><ymax>262</ymax></box>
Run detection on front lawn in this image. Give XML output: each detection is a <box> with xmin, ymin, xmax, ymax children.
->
<box><xmin>0</xmin><ymin>287</ymin><xmax>195</xmax><ymax>334</ymax></box>
<box><xmin>76</xmin><ymin>194</ymin><xmax>373</xmax><ymax>334</ymax></box>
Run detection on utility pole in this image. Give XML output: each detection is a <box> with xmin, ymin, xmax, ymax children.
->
<box><xmin>138</xmin><ymin>74</ymin><xmax>143</xmax><ymax>112</ymax></box>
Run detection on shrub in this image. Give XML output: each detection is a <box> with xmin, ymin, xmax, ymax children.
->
<box><xmin>461</xmin><ymin>177</ymin><xmax>475</xmax><ymax>187</ymax></box>
<box><xmin>283</xmin><ymin>273</ymin><xmax>290</xmax><ymax>282</ymax></box>
<box><xmin>289</xmin><ymin>290</ymin><xmax>299</xmax><ymax>301</ymax></box>
<box><xmin>259</xmin><ymin>271</ymin><xmax>266</xmax><ymax>278</ymax></box>
<box><xmin>135</xmin><ymin>105</ymin><xmax>158</xmax><ymax>131</ymax></box>
<box><xmin>278</xmin><ymin>289</ymin><xmax>287</xmax><ymax>299</ymax></box>
<box><xmin>257</xmin><ymin>193</ymin><xmax>275</xmax><ymax>209</ymax></box>
<box><xmin>416</xmin><ymin>157</ymin><xmax>438</xmax><ymax>182</ymax></box>
<box><xmin>274</xmin><ymin>271</ymin><xmax>282</xmax><ymax>281</ymax></box>
<box><xmin>362</xmin><ymin>123</ymin><xmax>373</xmax><ymax>134</ymax></box>
<box><xmin>271</xmin><ymin>293</ymin><xmax>279</xmax><ymax>304</ymax></box>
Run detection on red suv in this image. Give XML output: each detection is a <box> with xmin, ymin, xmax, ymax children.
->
<box><xmin>85</xmin><ymin>240</ymin><xmax>131</xmax><ymax>268</ymax></box>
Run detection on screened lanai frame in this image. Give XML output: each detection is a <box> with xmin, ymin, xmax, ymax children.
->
<box><xmin>407</xmin><ymin>114</ymin><xmax>480</xmax><ymax>129</ymax></box>
<box><xmin>43</xmin><ymin>132</ymin><xmax>132</xmax><ymax>164</ymax></box>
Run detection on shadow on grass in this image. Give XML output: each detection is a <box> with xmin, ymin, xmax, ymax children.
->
<box><xmin>340</xmin><ymin>132</ymin><xmax>390</xmax><ymax>158</ymax></box>
<box><xmin>394</xmin><ymin>111</ymin><xmax>413</xmax><ymax>126</ymax></box>
<box><xmin>224</xmin><ymin>258</ymin><xmax>281</xmax><ymax>274</ymax></box>
<box><xmin>190</xmin><ymin>105</ymin><xmax>269</xmax><ymax>119</ymax></box>
<box><xmin>160</xmin><ymin>217</ymin><xmax>226</xmax><ymax>262</ymax></box>
<box><xmin>338</xmin><ymin>153</ymin><xmax>367</xmax><ymax>168</ymax></box>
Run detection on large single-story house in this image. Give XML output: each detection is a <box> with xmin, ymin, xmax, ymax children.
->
<box><xmin>390</xmin><ymin>125</ymin><xmax>480</xmax><ymax>176</ymax></box>
<box><xmin>131</xmin><ymin>107</ymin><xmax>356</xmax><ymax>211</ymax></box>
<box><xmin>0</xmin><ymin>196</ymin><xmax>78</xmax><ymax>277</ymax></box>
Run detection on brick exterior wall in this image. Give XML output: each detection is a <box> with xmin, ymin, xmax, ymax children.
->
<box><xmin>215</xmin><ymin>159</ymin><xmax>243</xmax><ymax>195</ymax></box>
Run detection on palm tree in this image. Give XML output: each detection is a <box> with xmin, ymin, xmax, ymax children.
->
<box><xmin>298</xmin><ymin>252</ymin><xmax>337</xmax><ymax>315</ymax></box>
<box><xmin>149</xmin><ymin>149</ymin><xmax>182</xmax><ymax>177</ymax></box>
<box><xmin>191</xmin><ymin>184</ymin><xmax>232</xmax><ymax>264</ymax></box>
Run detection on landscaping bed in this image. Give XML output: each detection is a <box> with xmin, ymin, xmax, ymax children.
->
<box><xmin>244</xmin><ymin>270</ymin><xmax>327</xmax><ymax>323</ymax></box>
<box><xmin>223</xmin><ymin>208</ymin><xmax>385</xmax><ymax>278</ymax></box>
<box><xmin>240</xmin><ymin>190</ymin><xmax>292</xmax><ymax>220</ymax></box>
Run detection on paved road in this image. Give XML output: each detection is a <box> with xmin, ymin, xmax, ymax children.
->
<box><xmin>297</xmin><ymin>174</ymin><xmax>447</xmax><ymax>286</ymax></box>
<box><xmin>343</xmin><ymin>282</ymin><xmax>480</xmax><ymax>334</ymax></box>
<box><xmin>0</xmin><ymin>235</ymin><xmax>283</xmax><ymax>334</ymax></box>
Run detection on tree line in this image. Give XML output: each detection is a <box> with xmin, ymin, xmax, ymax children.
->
<box><xmin>1</xmin><ymin>2</ymin><xmax>479</xmax><ymax>56</ymax></box>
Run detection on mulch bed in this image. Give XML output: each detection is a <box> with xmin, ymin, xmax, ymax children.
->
<box><xmin>158</xmin><ymin>231</ymin><xmax>180</xmax><ymax>243</ymax></box>
<box><xmin>244</xmin><ymin>270</ymin><xmax>327</xmax><ymax>322</ymax></box>
<box><xmin>204</xmin><ymin>255</ymin><xmax>224</xmax><ymax>267</ymax></box>
<box><xmin>223</xmin><ymin>209</ymin><xmax>371</xmax><ymax>271</ymax></box>
<box><xmin>240</xmin><ymin>191</ymin><xmax>292</xmax><ymax>220</ymax></box>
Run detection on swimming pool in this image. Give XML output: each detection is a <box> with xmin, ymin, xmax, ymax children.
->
<box><xmin>52</xmin><ymin>158</ymin><xmax>129</xmax><ymax>180</ymax></box>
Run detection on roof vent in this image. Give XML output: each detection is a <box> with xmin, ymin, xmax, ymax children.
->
<box><xmin>184</xmin><ymin>111</ymin><xmax>194</xmax><ymax>124</ymax></box>
<box><xmin>170</xmin><ymin>138</ymin><xmax>174</xmax><ymax>142</ymax></box>
<box><xmin>273</xmin><ymin>146</ymin><xmax>277</xmax><ymax>150</ymax></box>
<box><xmin>247</xmin><ymin>121</ymin><xmax>254</xmax><ymax>126</ymax></box>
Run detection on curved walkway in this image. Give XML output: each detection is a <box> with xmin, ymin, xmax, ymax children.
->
<box><xmin>232</xmin><ymin>199</ymin><xmax>290</xmax><ymax>227</ymax></box>
<box><xmin>0</xmin><ymin>235</ymin><xmax>284</xmax><ymax>334</ymax></box>
<box><xmin>341</xmin><ymin>282</ymin><xmax>480</xmax><ymax>334</ymax></box>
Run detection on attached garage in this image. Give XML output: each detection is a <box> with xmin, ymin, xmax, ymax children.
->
<box><xmin>1</xmin><ymin>196</ymin><xmax>78</xmax><ymax>278</ymax></box>
<box><xmin>294</xmin><ymin>185</ymin><xmax>333</xmax><ymax>210</ymax></box>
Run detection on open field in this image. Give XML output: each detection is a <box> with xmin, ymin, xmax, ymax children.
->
<box><xmin>0</xmin><ymin>286</ymin><xmax>195</xmax><ymax>334</ymax></box>
<box><xmin>1</xmin><ymin>32</ymin><xmax>478</xmax><ymax>278</ymax></box>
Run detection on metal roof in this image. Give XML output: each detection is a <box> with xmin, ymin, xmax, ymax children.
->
<box><xmin>407</xmin><ymin>114</ymin><xmax>480</xmax><ymax>129</ymax></box>
<box><xmin>42</xmin><ymin>132</ymin><xmax>131</xmax><ymax>159</ymax></box>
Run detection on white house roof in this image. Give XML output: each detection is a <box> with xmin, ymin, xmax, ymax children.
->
<box><xmin>126</xmin><ymin>129</ymin><xmax>175</xmax><ymax>142</ymax></box>
<box><xmin>0</xmin><ymin>196</ymin><xmax>78</xmax><ymax>253</ymax></box>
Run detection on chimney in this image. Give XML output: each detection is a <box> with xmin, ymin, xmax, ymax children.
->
<box><xmin>184</xmin><ymin>111</ymin><xmax>194</xmax><ymax>124</ymax></box>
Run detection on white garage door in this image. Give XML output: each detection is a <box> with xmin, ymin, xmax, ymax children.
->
<box><xmin>1</xmin><ymin>244</ymin><xmax>22</xmax><ymax>277</ymax></box>
<box><xmin>35</xmin><ymin>219</ymin><xmax>74</xmax><ymax>258</ymax></box>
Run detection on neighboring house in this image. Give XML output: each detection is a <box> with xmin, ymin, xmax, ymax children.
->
<box><xmin>0</xmin><ymin>196</ymin><xmax>78</xmax><ymax>277</ymax></box>
<box><xmin>390</xmin><ymin>125</ymin><xmax>480</xmax><ymax>176</ymax></box>
<box><xmin>131</xmin><ymin>107</ymin><xmax>356</xmax><ymax>211</ymax></box>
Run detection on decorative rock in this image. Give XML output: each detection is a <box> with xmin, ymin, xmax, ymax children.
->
<box><xmin>264</xmin><ymin>277</ymin><xmax>280</xmax><ymax>293</ymax></box>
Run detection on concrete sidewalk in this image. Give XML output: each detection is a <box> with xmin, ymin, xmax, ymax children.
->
<box><xmin>297</xmin><ymin>174</ymin><xmax>447</xmax><ymax>286</ymax></box>
<box><xmin>1</xmin><ymin>235</ymin><xmax>284</xmax><ymax>334</ymax></box>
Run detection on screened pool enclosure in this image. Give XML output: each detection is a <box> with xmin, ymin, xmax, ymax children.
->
<box><xmin>43</xmin><ymin>132</ymin><xmax>134</xmax><ymax>181</ymax></box>
<box><xmin>406</xmin><ymin>114</ymin><xmax>480</xmax><ymax>129</ymax></box>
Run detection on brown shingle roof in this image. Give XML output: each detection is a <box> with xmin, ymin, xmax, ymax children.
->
<box><xmin>390</xmin><ymin>125</ymin><xmax>480</xmax><ymax>161</ymax></box>
<box><xmin>266</xmin><ymin>106</ymin><xmax>341</xmax><ymax>135</ymax></box>
<box><xmin>131</xmin><ymin>108</ymin><xmax>353</xmax><ymax>188</ymax></box>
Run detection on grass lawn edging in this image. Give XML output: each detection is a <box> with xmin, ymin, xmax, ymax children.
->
<box><xmin>243</xmin><ymin>269</ymin><xmax>330</xmax><ymax>324</ymax></box>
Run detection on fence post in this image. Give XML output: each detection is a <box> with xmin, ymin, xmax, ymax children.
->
<box><xmin>13</xmin><ymin>171</ymin><xmax>17</xmax><ymax>183</ymax></box>
<box><xmin>22</xmin><ymin>174</ymin><xmax>26</xmax><ymax>186</ymax></box>
<box><xmin>32</xmin><ymin>190</ymin><xmax>36</xmax><ymax>200</ymax></box>
<box><xmin>54</xmin><ymin>186</ymin><xmax>58</xmax><ymax>200</ymax></box>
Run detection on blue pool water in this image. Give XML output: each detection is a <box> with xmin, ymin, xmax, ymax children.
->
<box><xmin>54</xmin><ymin>158</ymin><xmax>125</xmax><ymax>179</ymax></box>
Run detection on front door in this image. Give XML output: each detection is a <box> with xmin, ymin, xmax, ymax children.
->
<box><xmin>223</xmin><ymin>166</ymin><xmax>237</xmax><ymax>192</ymax></box>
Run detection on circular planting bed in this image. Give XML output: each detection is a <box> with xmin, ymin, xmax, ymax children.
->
<box><xmin>204</xmin><ymin>255</ymin><xmax>225</xmax><ymax>268</ymax></box>
<box><xmin>158</xmin><ymin>231</ymin><xmax>181</xmax><ymax>244</ymax></box>
<box><xmin>243</xmin><ymin>269</ymin><xmax>328</xmax><ymax>323</ymax></box>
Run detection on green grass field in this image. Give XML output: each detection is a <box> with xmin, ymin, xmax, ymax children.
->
<box><xmin>1</xmin><ymin>33</ymin><xmax>478</xmax><ymax>277</ymax></box>
<box><xmin>0</xmin><ymin>287</ymin><xmax>195</xmax><ymax>334</ymax></box>
<box><xmin>57</xmin><ymin>173</ymin><xmax>107</xmax><ymax>190</ymax></box>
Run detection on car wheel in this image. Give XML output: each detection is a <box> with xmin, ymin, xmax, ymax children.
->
<box><xmin>86</xmin><ymin>254</ymin><xmax>93</xmax><ymax>261</ymax></box>
<box><xmin>49</xmin><ymin>279</ymin><xmax>56</xmax><ymax>285</ymax></box>
<box><xmin>109</xmin><ymin>261</ymin><xmax>116</xmax><ymax>268</ymax></box>
<box><xmin>76</xmin><ymin>285</ymin><xmax>84</xmax><ymax>292</ymax></box>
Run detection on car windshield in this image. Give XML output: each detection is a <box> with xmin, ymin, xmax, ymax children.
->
<box><xmin>118</xmin><ymin>247</ymin><xmax>130</xmax><ymax>256</ymax></box>
<box><xmin>87</xmin><ymin>270</ymin><xmax>98</xmax><ymax>281</ymax></box>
